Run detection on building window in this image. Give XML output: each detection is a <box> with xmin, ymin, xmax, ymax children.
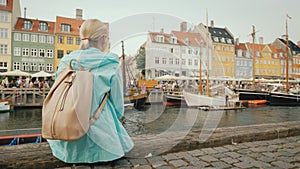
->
<box><xmin>22</xmin><ymin>62</ymin><xmax>29</xmax><ymax>71</ymax></box>
<box><xmin>14</xmin><ymin>47</ymin><xmax>21</xmax><ymax>56</ymax></box>
<box><xmin>155</xmin><ymin>57</ymin><xmax>159</xmax><ymax>64</ymax></box>
<box><xmin>39</xmin><ymin>22</ymin><xmax>48</xmax><ymax>31</ymax></box>
<box><xmin>67</xmin><ymin>37</ymin><xmax>73</xmax><ymax>44</ymax></box>
<box><xmin>0</xmin><ymin>28</ymin><xmax>8</xmax><ymax>38</ymax></box>
<box><xmin>0</xmin><ymin>44</ymin><xmax>8</xmax><ymax>54</ymax></box>
<box><xmin>76</xmin><ymin>37</ymin><xmax>81</xmax><ymax>45</ymax></box>
<box><xmin>38</xmin><ymin>63</ymin><xmax>45</xmax><ymax>71</ymax></box>
<box><xmin>176</xmin><ymin>58</ymin><xmax>179</xmax><ymax>65</ymax></box>
<box><xmin>30</xmin><ymin>63</ymin><xmax>37</xmax><ymax>71</ymax></box>
<box><xmin>13</xmin><ymin>62</ymin><xmax>20</xmax><ymax>70</ymax></box>
<box><xmin>39</xmin><ymin>49</ymin><xmax>45</xmax><ymax>57</ymax></box>
<box><xmin>162</xmin><ymin>58</ymin><xmax>166</xmax><ymax>64</ymax></box>
<box><xmin>14</xmin><ymin>33</ymin><xmax>21</xmax><ymax>41</ymax></box>
<box><xmin>169</xmin><ymin>58</ymin><xmax>173</xmax><ymax>64</ymax></box>
<box><xmin>170</xmin><ymin>48</ymin><xmax>174</xmax><ymax>53</ymax></box>
<box><xmin>31</xmin><ymin>34</ymin><xmax>37</xmax><ymax>42</ymax></box>
<box><xmin>23</xmin><ymin>34</ymin><xmax>29</xmax><ymax>41</ymax></box>
<box><xmin>188</xmin><ymin>59</ymin><xmax>192</xmax><ymax>65</ymax></box>
<box><xmin>47</xmin><ymin>36</ymin><xmax>54</xmax><ymax>44</ymax></box>
<box><xmin>22</xmin><ymin>48</ymin><xmax>29</xmax><ymax>56</ymax></box>
<box><xmin>31</xmin><ymin>48</ymin><xmax>37</xmax><ymax>57</ymax></box>
<box><xmin>194</xmin><ymin>59</ymin><xmax>198</xmax><ymax>66</ymax></box>
<box><xmin>61</xmin><ymin>24</ymin><xmax>71</xmax><ymax>32</ymax></box>
<box><xmin>182</xmin><ymin>59</ymin><xmax>186</xmax><ymax>65</ymax></box>
<box><xmin>23</xmin><ymin>20</ymin><xmax>33</xmax><ymax>30</ymax></box>
<box><xmin>46</xmin><ymin>64</ymin><xmax>53</xmax><ymax>72</ymax></box>
<box><xmin>39</xmin><ymin>35</ymin><xmax>46</xmax><ymax>43</ymax></box>
<box><xmin>0</xmin><ymin>11</ymin><xmax>9</xmax><ymax>22</ymax></box>
<box><xmin>0</xmin><ymin>0</ymin><xmax>7</xmax><ymax>6</ymax></box>
<box><xmin>47</xmin><ymin>49</ymin><xmax>53</xmax><ymax>58</ymax></box>
<box><xmin>57</xmin><ymin>50</ymin><xmax>64</xmax><ymax>58</ymax></box>
<box><xmin>58</xmin><ymin>36</ymin><xmax>64</xmax><ymax>44</ymax></box>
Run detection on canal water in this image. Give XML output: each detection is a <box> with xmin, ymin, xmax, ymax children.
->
<box><xmin>0</xmin><ymin>104</ymin><xmax>300</xmax><ymax>136</ymax></box>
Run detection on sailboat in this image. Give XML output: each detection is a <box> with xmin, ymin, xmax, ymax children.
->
<box><xmin>234</xmin><ymin>26</ymin><xmax>269</xmax><ymax>101</ymax></box>
<box><xmin>269</xmin><ymin>15</ymin><xmax>300</xmax><ymax>106</ymax></box>
<box><xmin>120</xmin><ymin>41</ymin><xmax>148</xmax><ymax>109</ymax></box>
<box><xmin>182</xmin><ymin>15</ymin><xmax>226</xmax><ymax>108</ymax></box>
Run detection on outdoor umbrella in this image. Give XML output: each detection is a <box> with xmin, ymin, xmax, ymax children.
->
<box><xmin>31</xmin><ymin>71</ymin><xmax>53</xmax><ymax>78</ymax></box>
<box><xmin>0</xmin><ymin>70</ymin><xmax>31</xmax><ymax>77</ymax></box>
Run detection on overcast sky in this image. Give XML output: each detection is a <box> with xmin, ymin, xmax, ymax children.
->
<box><xmin>21</xmin><ymin>0</ymin><xmax>299</xmax><ymax>56</ymax></box>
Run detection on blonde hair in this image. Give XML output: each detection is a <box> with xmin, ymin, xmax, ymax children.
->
<box><xmin>79</xmin><ymin>19</ymin><xmax>108</xmax><ymax>50</ymax></box>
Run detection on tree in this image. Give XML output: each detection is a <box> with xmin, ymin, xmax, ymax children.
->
<box><xmin>136</xmin><ymin>46</ymin><xmax>145</xmax><ymax>74</ymax></box>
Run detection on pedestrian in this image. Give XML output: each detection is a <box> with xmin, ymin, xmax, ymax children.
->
<box><xmin>46</xmin><ymin>19</ymin><xmax>134</xmax><ymax>163</ymax></box>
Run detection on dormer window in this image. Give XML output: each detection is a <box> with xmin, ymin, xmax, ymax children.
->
<box><xmin>221</xmin><ymin>38</ymin><xmax>225</xmax><ymax>43</ymax></box>
<box><xmin>0</xmin><ymin>0</ymin><xmax>7</xmax><ymax>6</ymax></box>
<box><xmin>169</xmin><ymin>37</ymin><xmax>177</xmax><ymax>44</ymax></box>
<box><xmin>274</xmin><ymin>53</ymin><xmax>277</xmax><ymax>58</ymax></box>
<box><xmin>213</xmin><ymin>37</ymin><xmax>219</xmax><ymax>42</ymax></box>
<box><xmin>39</xmin><ymin>22</ymin><xmax>48</xmax><ymax>31</ymax></box>
<box><xmin>23</xmin><ymin>20</ymin><xmax>33</xmax><ymax>30</ymax></box>
<box><xmin>61</xmin><ymin>24</ymin><xmax>71</xmax><ymax>32</ymax></box>
<box><xmin>155</xmin><ymin>35</ymin><xmax>164</xmax><ymax>43</ymax></box>
<box><xmin>227</xmin><ymin>39</ymin><xmax>232</xmax><ymax>44</ymax></box>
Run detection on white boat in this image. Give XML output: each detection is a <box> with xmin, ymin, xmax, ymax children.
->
<box><xmin>0</xmin><ymin>101</ymin><xmax>11</xmax><ymax>113</ymax></box>
<box><xmin>183</xmin><ymin>90</ymin><xmax>225</xmax><ymax>107</ymax></box>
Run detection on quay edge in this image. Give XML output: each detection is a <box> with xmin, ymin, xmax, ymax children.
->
<box><xmin>0</xmin><ymin>121</ymin><xmax>300</xmax><ymax>169</ymax></box>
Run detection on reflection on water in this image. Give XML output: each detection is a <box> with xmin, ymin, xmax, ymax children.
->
<box><xmin>1</xmin><ymin>105</ymin><xmax>300</xmax><ymax>136</ymax></box>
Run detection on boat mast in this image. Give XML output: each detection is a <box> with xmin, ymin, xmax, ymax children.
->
<box><xmin>199</xmin><ymin>40</ymin><xmax>203</xmax><ymax>94</ymax></box>
<box><xmin>121</xmin><ymin>41</ymin><xmax>126</xmax><ymax>95</ymax></box>
<box><xmin>205</xmin><ymin>9</ymin><xmax>210</xmax><ymax>96</ymax></box>
<box><xmin>251</xmin><ymin>25</ymin><xmax>256</xmax><ymax>90</ymax></box>
<box><xmin>285</xmin><ymin>14</ymin><xmax>291</xmax><ymax>93</ymax></box>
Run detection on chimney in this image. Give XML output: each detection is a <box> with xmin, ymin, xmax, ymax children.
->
<box><xmin>235</xmin><ymin>38</ymin><xmax>239</xmax><ymax>46</ymax></box>
<box><xmin>180</xmin><ymin>22</ymin><xmax>187</xmax><ymax>32</ymax></box>
<box><xmin>210</xmin><ymin>20</ymin><xmax>214</xmax><ymax>28</ymax></box>
<box><xmin>24</xmin><ymin>7</ymin><xmax>27</xmax><ymax>18</ymax></box>
<box><xmin>160</xmin><ymin>28</ymin><xmax>164</xmax><ymax>33</ymax></box>
<box><xmin>76</xmin><ymin>9</ymin><xmax>83</xmax><ymax>20</ymax></box>
<box><xmin>258</xmin><ymin>37</ymin><xmax>264</xmax><ymax>44</ymax></box>
<box><xmin>297</xmin><ymin>41</ymin><xmax>300</xmax><ymax>47</ymax></box>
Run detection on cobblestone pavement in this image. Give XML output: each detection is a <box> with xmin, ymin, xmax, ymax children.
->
<box><xmin>58</xmin><ymin>136</ymin><xmax>300</xmax><ymax>169</ymax></box>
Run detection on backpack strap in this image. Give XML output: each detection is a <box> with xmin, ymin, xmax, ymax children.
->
<box><xmin>89</xmin><ymin>92</ymin><xmax>110</xmax><ymax>125</ymax></box>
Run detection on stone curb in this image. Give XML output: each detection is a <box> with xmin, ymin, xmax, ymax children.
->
<box><xmin>0</xmin><ymin>121</ymin><xmax>300</xmax><ymax>169</ymax></box>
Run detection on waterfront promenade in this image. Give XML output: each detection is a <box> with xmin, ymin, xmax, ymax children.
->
<box><xmin>1</xmin><ymin>121</ymin><xmax>300</xmax><ymax>169</ymax></box>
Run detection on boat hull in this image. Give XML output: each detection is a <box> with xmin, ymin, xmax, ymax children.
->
<box><xmin>269</xmin><ymin>92</ymin><xmax>300</xmax><ymax>106</ymax></box>
<box><xmin>163</xmin><ymin>93</ymin><xmax>186</xmax><ymax>106</ymax></box>
<box><xmin>234</xmin><ymin>89</ymin><xmax>269</xmax><ymax>100</ymax></box>
<box><xmin>183</xmin><ymin>90</ymin><xmax>225</xmax><ymax>107</ymax></box>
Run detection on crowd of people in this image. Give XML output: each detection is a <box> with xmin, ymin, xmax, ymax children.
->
<box><xmin>0</xmin><ymin>77</ymin><xmax>53</xmax><ymax>90</ymax></box>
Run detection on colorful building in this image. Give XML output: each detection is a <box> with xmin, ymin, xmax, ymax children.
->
<box><xmin>197</xmin><ymin>21</ymin><xmax>235</xmax><ymax>78</ymax></box>
<box><xmin>12</xmin><ymin>17</ymin><xmax>55</xmax><ymax>73</ymax></box>
<box><xmin>54</xmin><ymin>10</ymin><xmax>84</xmax><ymax>71</ymax></box>
<box><xmin>0</xmin><ymin>0</ymin><xmax>20</xmax><ymax>71</ymax></box>
<box><xmin>234</xmin><ymin>41</ymin><xmax>252</xmax><ymax>79</ymax></box>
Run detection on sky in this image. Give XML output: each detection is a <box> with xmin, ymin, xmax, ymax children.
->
<box><xmin>21</xmin><ymin>0</ymin><xmax>300</xmax><ymax>56</ymax></box>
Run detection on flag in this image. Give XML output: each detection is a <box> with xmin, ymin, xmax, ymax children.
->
<box><xmin>287</xmin><ymin>14</ymin><xmax>292</xmax><ymax>19</ymax></box>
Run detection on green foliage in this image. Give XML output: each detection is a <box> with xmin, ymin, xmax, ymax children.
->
<box><xmin>136</xmin><ymin>46</ymin><xmax>145</xmax><ymax>70</ymax></box>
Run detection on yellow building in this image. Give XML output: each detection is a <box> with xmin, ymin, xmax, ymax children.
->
<box><xmin>246</xmin><ymin>43</ymin><xmax>280</xmax><ymax>78</ymax></box>
<box><xmin>54</xmin><ymin>13</ymin><xmax>84</xmax><ymax>72</ymax></box>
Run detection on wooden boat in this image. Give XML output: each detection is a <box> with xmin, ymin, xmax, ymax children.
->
<box><xmin>234</xmin><ymin>88</ymin><xmax>269</xmax><ymax>101</ymax></box>
<box><xmin>183</xmin><ymin>90</ymin><xmax>225</xmax><ymax>107</ymax></box>
<box><xmin>269</xmin><ymin>92</ymin><xmax>300</xmax><ymax>106</ymax></box>
<box><xmin>0</xmin><ymin>133</ymin><xmax>43</xmax><ymax>146</ymax></box>
<box><xmin>199</xmin><ymin>105</ymin><xmax>246</xmax><ymax>111</ymax></box>
<box><xmin>163</xmin><ymin>91</ymin><xmax>186</xmax><ymax>106</ymax></box>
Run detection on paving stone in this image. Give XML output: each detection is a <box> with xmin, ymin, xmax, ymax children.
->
<box><xmin>210</xmin><ymin>161</ymin><xmax>231</xmax><ymax>169</ymax></box>
<box><xmin>242</xmin><ymin>142</ymin><xmax>257</xmax><ymax>148</ymax></box>
<box><xmin>233</xmin><ymin>161</ymin><xmax>255</xmax><ymax>169</ymax></box>
<box><xmin>213</xmin><ymin>147</ymin><xmax>229</xmax><ymax>153</ymax></box>
<box><xmin>223</xmin><ymin>145</ymin><xmax>238</xmax><ymax>151</ymax></box>
<box><xmin>74</xmin><ymin>166</ymin><xmax>91</xmax><ymax>169</ymax></box>
<box><xmin>251</xmin><ymin>160</ymin><xmax>271</xmax><ymax>168</ymax></box>
<box><xmin>202</xmin><ymin>148</ymin><xmax>219</xmax><ymax>154</ymax></box>
<box><xmin>175</xmin><ymin>152</ymin><xmax>191</xmax><ymax>159</ymax></box>
<box><xmin>224</xmin><ymin>152</ymin><xmax>241</xmax><ymax>159</ymax></box>
<box><xmin>199</xmin><ymin>155</ymin><xmax>219</xmax><ymax>163</ymax></box>
<box><xmin>220</xmin><ymin>157</ymin><xmax>239</xmax><ymax>164</ymax></box>
<box><xmin>162</xmin><ymin>153</ymin><xmax>177</xmax><ymax>161</ymax></box>
<box><xmin>155</xmin><ymin>166</ymin><xmax>173</xmax><ymax>169</ymax></box>
<box><xmin>187</xmin><ymin>149</ymin><xmax>205</xmax><ymax>157</ymax></box>
<box><xmin>134</xmin><ymin>165</ymin><xmax>152</xmax><ymax>169</ymax></box>
<box><xmin>151</xmin><ymin>161</ymin><xmax>168</xmax><ymax>168</ymax></box>
<box><xmin>213</xmin><ymin>153</ymin><xmax>228</xmax><ymax>159</ymax></box>
<box><xmin>129</xmin><ymin>158</ymin><xmax>148</xmax><ymax>166</ymax></box>
<box><xmin>271</xmin><ymin>161</ymin><xmax>296</xmax><ymax>169</ymax></box>
<box><xmin>168</xmin><ymin>159</ymin><xmax>188</xmax><ymax>168</ymax></box>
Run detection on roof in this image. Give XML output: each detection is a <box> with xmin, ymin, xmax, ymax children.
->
<box><xmin>55</xmin><ymin>16</ymin><xmax>85</xmax><ymax>35</ymax></box>
<box><xmin>171</xmin><ymin>31</ymin><xmax>205</xmax><ymax>47</ymax></box>
<box><xmin>245</xmin><ymin>42</ymin><xmax>266</xmax><ymax>58</ymax></box>
<box><xmin>278</xmin><ymin>38</ymin><xmax>300</xmax><ymax>55</ymax></box>
<box><xmin>148</xmin><ymin>32</ymin><xmax>185</xmax><ymax>45</ymax></box>
<box><xmin>206</xmin><ymin>26</ymin><xmax>234</xmax><ymax>44</ymax></box>
<box><xmin>14</xmin><ymin>17</ymin><xmax>55</xmax><ymax>34</ymax></box>
<box><xmin>235</xmin><ymin>43</ymin><xmax>247</xmax><ymax>51</ymax></box>
<box><xmin>0</xmin><ymin>0</ymin><xmax>13</xmax><ymax>11</ymax></box>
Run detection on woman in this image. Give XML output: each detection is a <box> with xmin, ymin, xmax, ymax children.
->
<box><xmin>47</xmin><ymin>19</ymin><xmax>134</xmax><ymax>163</ymax></box>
